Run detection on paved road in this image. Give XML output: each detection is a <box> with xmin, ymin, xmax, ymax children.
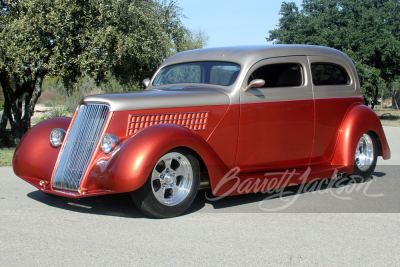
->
<box><xmin>1</xmin><ymin>127</ymin><xmax>399</xmax><ymax>266</ymax></box>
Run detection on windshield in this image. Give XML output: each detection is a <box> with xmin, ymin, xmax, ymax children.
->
<box><xmin>152</xmin><ymin>61</ymin><xmax>241</xmax><ymax>86</ymax></box>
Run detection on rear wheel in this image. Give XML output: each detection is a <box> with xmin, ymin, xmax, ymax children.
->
<box><xmin>131</xmin><ymin>148</ymin><xmax>200</xmax><ymax>218</ymax></box>
<box><xmin>351</xmin><ymin>132</ymin><xmax>378</xmax><ymax>182</ymax></box>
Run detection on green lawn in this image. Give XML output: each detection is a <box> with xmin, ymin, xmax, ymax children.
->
<box><xmin>373</xmin><ymin>107</ymin><xmax>400</xmax><ymax>127</ymax></box>
<box><xmin>0</xmin><ymin>149</ymin><xmax>15</xmax><ymax>166</ymax></box>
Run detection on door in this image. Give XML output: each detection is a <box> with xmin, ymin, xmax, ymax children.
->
<box><xmin>235</xmin><ymin>56</ymin><xmax>315</xmax><ymax>172</ymax></box>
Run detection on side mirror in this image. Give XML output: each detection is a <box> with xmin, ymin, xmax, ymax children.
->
<box><xmin>244</xmin><ymin>79</ymin><xmax>265</xmax><ymax>92</ymax></box>
<box><xmin>143</xmin><ymin>78</ymin><xmax>150</xmax><ymax>87</ymax></box>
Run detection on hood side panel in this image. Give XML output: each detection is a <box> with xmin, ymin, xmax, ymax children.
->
<box><xmin>83</xmin><ymin>89</ymin><xmax>230</xmax><ymax>112</ymax></box>
<box><xmin>104</xmin><ymin>105</ymin><xmax>230</xmax><ymax>143</ymax></box>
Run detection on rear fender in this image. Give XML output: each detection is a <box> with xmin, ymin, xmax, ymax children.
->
<box><xmin>85</xmin><ymin>123</ymin><xmax>230</xmax><ymax>193</ymax></box>
<box><xmin>332</xmin><ymin>104</ymin><xmax>390</xmax><ymax>173</ymax></box>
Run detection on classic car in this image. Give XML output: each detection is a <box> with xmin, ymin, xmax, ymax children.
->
<box><xmin>13</xmin><ymin>45</ymin><xmax>391</xmax><ymax>218</ymax></box>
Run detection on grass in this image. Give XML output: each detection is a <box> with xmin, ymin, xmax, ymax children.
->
<box><xmin>0</xmin><ymin>148</ymin><xmax>15</xmax><ymax>166</ymax></box>
<box><xmin>373</xmin><ymin>105</ymin><xmax>400</xmax><ymax>127</ymax></box>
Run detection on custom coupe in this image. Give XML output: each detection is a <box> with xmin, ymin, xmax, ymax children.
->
<box><xmin>13</xmin><ymin>45</ymin><xmax>391</xmax><ymax>218</ymax></box>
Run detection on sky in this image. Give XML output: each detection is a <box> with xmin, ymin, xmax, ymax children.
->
<box><xmin>178</xmin><ymin>0</ymin><xmax>304</xmax><ymax>48</ymax></box>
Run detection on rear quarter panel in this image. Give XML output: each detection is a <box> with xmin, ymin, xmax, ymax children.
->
<box><xmin>332</xmin><ymin>104</ymin><xmax>390</xmax><ymax>173</ymax></box>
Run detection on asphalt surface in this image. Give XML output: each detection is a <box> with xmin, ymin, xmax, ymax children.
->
<box><xmin>1</xmin><ymin>127</ymin><xmax>399</xmax><ymax>266</ymax></box>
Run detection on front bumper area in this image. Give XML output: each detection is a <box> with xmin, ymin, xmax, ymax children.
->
<box><xmin>20</xmin><ymin>176</ymin><xmax>116</xmax><ymax>198</ymax></box>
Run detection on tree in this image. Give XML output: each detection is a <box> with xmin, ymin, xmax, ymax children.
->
<box><xmin>0</xmin><ymin>0</ymin><xmax>191</xmax><ymax>144</ymax></box>
<box><xmin>168</xmin><ymin>28</ymin><xmax>209</xmax><ymax>57</ymax></box>
<box><xmin>267</xmin><ymin>0</ymin><xmax>400</xmax><ymax>109</ymax></box>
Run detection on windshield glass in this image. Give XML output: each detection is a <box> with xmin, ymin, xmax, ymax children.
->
<box><xmin>152</xmin><ymin>61</ymin><xmax>241</xmax><ymax>86</ymax></box>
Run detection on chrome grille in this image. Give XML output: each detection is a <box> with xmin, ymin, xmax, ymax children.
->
<box><xmin>52</xmin><ymin>104</ymin><xmax>109</xmax><ymax>191</ymax></box>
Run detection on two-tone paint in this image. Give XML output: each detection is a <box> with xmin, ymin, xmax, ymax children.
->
<box><xmin>13</xmin><ymin>45</ymin><xmax>391</xmax><ymax>198</ymax></box>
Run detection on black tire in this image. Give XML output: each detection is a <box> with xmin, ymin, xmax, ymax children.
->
<box><xmin>350</xmin><ymin>131</ymin><xmax>378</xmax><ymax>182</ymax></box>
<box><xmin>131</xmin><ymin>148</ymin><xmax>200</xmax><ymax>218</ymax></box>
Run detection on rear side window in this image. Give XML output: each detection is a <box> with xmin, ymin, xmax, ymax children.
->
<box><xmin>311</xmin><ymin>63</ymin><xmax>350</xmax><ymax>85</ymax></box>
<box><xmin>248</xmin><ymin>63</ymin><xmax>303</xmax><ymax>87</ymax></box>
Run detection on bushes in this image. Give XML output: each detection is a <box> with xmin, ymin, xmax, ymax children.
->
<box><xmin>40</xmin><ymin>75</ymin><xmax>139</xmax><ymax>118</ymax></box>
<box><xmin>0</xmin><ymin>129</ymin><xmax>14</xmax><ymax>148</ymax></box>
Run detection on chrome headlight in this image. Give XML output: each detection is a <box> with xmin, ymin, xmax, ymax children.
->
<box><xmin>101</xmin><ymin>133</ymin><xmax>119</xmax><ymax>154</ymax></box>
<box><xmin>50</xmin><ymin>128</ymin><xmax>66</xmax><ymax>147</ymax></box>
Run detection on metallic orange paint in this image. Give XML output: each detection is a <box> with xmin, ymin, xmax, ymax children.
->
<box><xmin>311</xmin><ymin>97</ymin><xmax>364</xmax><ymax>165</ymax></box>
<box><xmin>235</xmin><ymin>99</ymin><xmax>314</xmax><ymax>172</ymax></box>
<box><xmin>331</xmin><ymin>103</ymin><xmax>390</xmax><ymax>174</ymax></box>
<box><xmin>13</xmin><ymin>100</ymin><xmax>390</xmax><ymax>199</ymax></box>
<box><xmin>84</xmin><ymin>123</ymin><xmax>230</xmax><ymax>194</ymax></box>
<box><xmin>206</xmin><ymin>104</ymin><xmax>240</xmax><ymax>168</ymax></box>
<box><xmin>104</xmin><ymin>105</ymin><xmax>228</xmax><ymax>141</ymax></box>
<box><xmin>13</xmin><ymin>117</ymin><xmax>71</xmax><ymax>188</ymax></box>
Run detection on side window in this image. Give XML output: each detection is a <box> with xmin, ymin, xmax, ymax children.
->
<box><xmin>311</xmin><ymin>63</ymin><xmax>350</xmax><ymax>85</ymax></box>
<box><xmin>210</xmin><ymin>65</ymin><xmax>240</xmax><ymax>86</ymax></box>
<box><xmin>248</xmin><ymin>63</ymin><xmax>303</xmax><ymax>87</ymax></box>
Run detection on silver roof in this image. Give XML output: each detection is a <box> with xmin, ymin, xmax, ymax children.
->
<box><xmin>160</xmin><ymin>45</ymin><xmax>352</xmax><ymax>69</ymax></box>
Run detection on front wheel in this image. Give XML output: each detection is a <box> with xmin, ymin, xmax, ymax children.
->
<box><xmin>131</xmin><ymin>148</ymin><xmax>200</xmax><ymax>218</ymax></box>
<box><xmin>351</xmin><ymin>132</ymin><xmax>378</xmax><ymax>182</ymax></box>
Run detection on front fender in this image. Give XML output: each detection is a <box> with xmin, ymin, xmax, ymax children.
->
<box><xmin>84</xmin><ymin>123</ymin><xmax>230</xmax><ymax>193</ymax></box>
<box><xmin>332</xmin><ymin>104</ymin><xmax>390</xmax><ymax>173</ymax></box>
<box><xmin>13</xmin><ymin>117</ymin><xmax>72</xmax><ymax>185</ymax></box>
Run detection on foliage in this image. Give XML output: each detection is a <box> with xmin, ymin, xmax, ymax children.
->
<box><xmin>393</xmin><ymin>77</ymin><xmax>400</xmax><ymax>87</ymax></box>
<box><xmin>40</xmin><ymin>76</ymin><xmax>119</xmax><ymax>114</ymax></box>
<box><xmin>167</xmin><ymin>28</ymin><xmax>209</xmax><ymax>57</ymax></box>
<box><xmin>267</xmin><ymin>0</ymin><xmax>400</xmax><ymax>109</ymax></box>
<box><xmin>0</xmin><ymin>0</ymin><xmax>201</xmax><ymax>144</ymax></box>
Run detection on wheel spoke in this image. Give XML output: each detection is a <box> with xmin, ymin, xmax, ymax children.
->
<box><xmin>164</xmin><ymin>158</ymin><xmax>172</xmax><ymax>170</ymax></box>
<box><xmin>152</xmin><ymin>170</ymin><xmax>162</xmax><ymax>181</ymax></box>
<box><xmin>172</xmin><ymin>184</ymin><xmax>180</xmax><ymax>197</ymax></box>
<box><xmin>174</xmin><ymin>165</ymin><xmax>185</xmax><ymax>177</ymax></box>
<box><xmin>155</xmin><ymin>187</ymin><xmax>166</xmax><ymax>199</ymax></box>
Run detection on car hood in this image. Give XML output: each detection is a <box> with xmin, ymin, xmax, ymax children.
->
<box><xmin>83</xmin><ymin>87</ymin><xmax>230</xmax><ymax>111</ymax></box>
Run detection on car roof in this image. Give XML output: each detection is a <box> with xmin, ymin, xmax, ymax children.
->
<box><xmin>161</xmin><ymin>44</ymin><xmax>352</xmax><ymax>69</ymax></box>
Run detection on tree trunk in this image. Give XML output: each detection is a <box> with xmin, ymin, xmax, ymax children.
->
<box><xmin>370</xmin><ymin>86</ymin><xmax>379</xmax><ymax>110</ymax></box>
<box><xmin>22</xmin><ymin>75</ymin><xmax>43</xmax><ymax>133</ymax></box>
<box><xmin>0</xmin><ymin>78</ymin><xmax>15</xmax><ymax>140</ymax></box>
<box><xmin>0</xmin><ymin>102</ymin><xmax>8</xmax><ymax>133</ymax></box>
<box><xmin>0</xmin><ymin>73</ymin><xmax>44</xmax><ymax>145</ymax></box>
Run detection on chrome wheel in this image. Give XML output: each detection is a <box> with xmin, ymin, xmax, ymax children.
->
<box><xmin>151</xmin><ymin>152</ymin><xmax>193</xmax><ymax>206</ymax></box>
<box><xmin>355</xmin><ymin>133</ymin><xmax>374</xmax><ymax>171</ymax></box>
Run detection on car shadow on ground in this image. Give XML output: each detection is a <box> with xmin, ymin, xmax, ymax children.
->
<box><xmin>199</xmin><ymin>172</ymin><xmax>386</xmax><ymax>210</ymax></box>
<box><xmin>27</xmin><ymin>172</ymin><xmax>386</xmax><ymax>217</ymax></box>
<box><xmin>27</xmin><ymin>190</ymin><xmax>207</xmax><ymax>219</ymax></box>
